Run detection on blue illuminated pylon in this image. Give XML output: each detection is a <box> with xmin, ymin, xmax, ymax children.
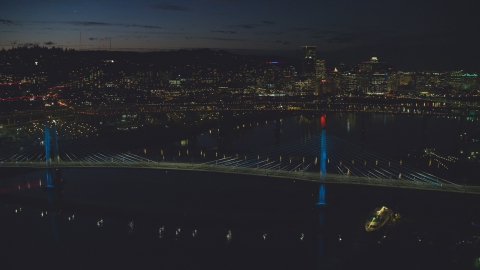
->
<box><xmin>46</xmin><ymin>168</ymin><xmax>53</xmax><ymax>188</ymax></box>
<box><xmin>44</xmin><ymin>124</ymin><xmax>54</xmax><ymax>188</ymax></box>
<box><xmin>44</xmin><ymin>124</ymin><xmax>51</xmax><ymax>167</ymax></box>
<box><xmin>320</xmin><ymin>130</ymin><xmax>326</xmax><ymax>181</ymax></box>
<box><xmin>317</xmin><ymin>184</ymin><xmax>326</xmax><ymax>205</ymax></box>
<box><xmin>317</xmin><ymin>115</ymin><xmax>326</xmax><ymax>205</ymax></box>
<box><xmin>51</xmin><ymin>122</ymin><xmax>59</xmax><ymax>162</ymax></box>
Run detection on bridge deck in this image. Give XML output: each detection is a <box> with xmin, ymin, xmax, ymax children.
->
<box><xmin>0</xmin><ymin>161</ymin><xmax>476</xmax><ymax>194</ymax></box>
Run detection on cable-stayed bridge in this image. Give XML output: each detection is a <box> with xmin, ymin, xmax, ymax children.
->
<box><xmin>0</xmin><ymin>120</ymin><xmax>477</xmax><ymax>194</ymax></box>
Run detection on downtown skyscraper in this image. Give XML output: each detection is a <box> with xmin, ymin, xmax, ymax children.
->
<box><xmin>302</xmin><ymin>46</ymin><xmax>316</xmax><ymax>76</ymax></box>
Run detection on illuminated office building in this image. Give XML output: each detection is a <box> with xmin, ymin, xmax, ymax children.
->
<box><xmin>315</xmin><ymin>59</ymin><xmax>326</xmax><ymax>94</ymax></box>
<box><xmin>302</xmin><ymin>46</ymin><xmax>316</xmax><ymax>76</ymax></box>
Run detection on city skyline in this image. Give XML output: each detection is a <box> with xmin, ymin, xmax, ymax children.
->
<box><xmin>1</xmin><ymin>0</ymin><xmax>480</xmax><ymax>70</ymax></box>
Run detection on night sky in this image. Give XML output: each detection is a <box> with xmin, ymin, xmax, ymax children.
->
<box><xmin>1</xmin><ymin>0</ymin><xmax>480</xmax><ymax>70</ymax></box>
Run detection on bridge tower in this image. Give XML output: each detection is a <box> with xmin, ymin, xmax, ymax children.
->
<box><xmin>318</xmin><ymin>114</ymin><xmax>326</xmax><ymax>205</ymax></box>
<box><xmin>51</xmin><ymin>121</ymin><xmax>60</xmax><ymax>162</ymax></box>
<box><xmin>320</xmin><ymin>115</ymin><xmax>326</xmax><ymax>181</ymax></box>
<box><xmin>44</xmin><ymin>124</ymin><xmax>53</xmax><ymax>188</ymax></box>
<box><xmin>44</xmin><ymin>122</ymin><xmax>59</xmax><ymax>188</ymax></box>
<box><xmin>44</xmin><ymin>124</ymin><xmax>51</xmax><ymax>167</ymax></box>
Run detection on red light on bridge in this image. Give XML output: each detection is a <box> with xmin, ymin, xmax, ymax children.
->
<box><xmin>320</xmin><ymin>115</ymin><xmax>326</xmax><ymax>129</ymax></box>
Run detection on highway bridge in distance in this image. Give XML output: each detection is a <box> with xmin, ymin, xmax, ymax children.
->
<box><xmin>1</xmin><ymin>97</ymin><xmax>479</xmax><ymax>127</ymax></box>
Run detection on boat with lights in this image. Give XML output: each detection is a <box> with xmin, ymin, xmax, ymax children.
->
<box><xmin>365</xmin><ymin>206</ymin><xmax>393</xmax><ymax>232</ymax></box>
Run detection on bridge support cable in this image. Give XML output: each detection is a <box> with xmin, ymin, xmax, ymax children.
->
<box><xmin>325</xmin><ymin>138</ymin><xmax>382</xmax><ymax>177</ymax></box>
<box><xmin>1</xmin><ymin>138</ymin><xmax>40</xmax><ymax>162</ymax></box>
<box><xmin>0</xmin><ymin>138</ymin><xmax>38</xmax><ymax>161</ymax></box>
<box><xmin>203</xmin><ymin>134</ymin><xmax>320</xmax><ymax>168</ymax></box>
<box><xmin>331</xmin><ymin>136</ymin><xmax>410</xmax><ymax>178</ymax></box>
<box><xmin>227</xmin><ymin>158</ymin><xmax>258</xmax><ymax>169</ymax></box>
<box><xmin>203</xmin><ymin>129</ymin><xmax>454</xmax><ymax>188</ymax></box>
<box><xmin>59</xmin><ymin>140</ymin><xmax>116</xmax><ymax>163</ymax></box>
<box><xmin>329</xmin><ymin>141</ymin><xmax>403</xmax><ymax>181</ymax></box>
<box><xmin>325</xmin><ymin>134</ymin><xmax>448</xmax><ymax>186</ymax></box>
<box><xmin>0</xmin><ymin>137</ymin><xmax>40</xmax><ymax>162</ymax></box>
<box><xmin>55</xmin><ymin>134</ymin><xmax>152</xmax><ymax>165</ymax></box>
<box><xmin>214</xmin><ymin>157</ymin><xmax>237</xmax><ymax>166</ymax></box>
<box><xmin>0</xmin><ymin>120</ymin><xmax>461</xmax><ymax>191</ymax></box>
<box><xmin>80</xmin><ymin>139</ymin><xmax>149</xmax><ymax>162</ymax></box>
<box><xmin>203</xmin><ymin>133</ymin><xmax>322</xmax><ymax>174</ymax></box>
<box><xmin>264</xmin><ymin>161</ymin><xmax>283</xmax><ymax>171</ymax></box>
<box><xmin>50</xmin><ymin>127</ymin><xmax>149</xmax><ymax>164</ymax></box>
<box><xmin>21</xmin><ymin>142</ymin><xmax>46</xmax><ymax>162</ymax></box>
<box><xmin>323</xmin><ymin>145</ymin><xmax>367</xmax><ymax>178</ymax></box>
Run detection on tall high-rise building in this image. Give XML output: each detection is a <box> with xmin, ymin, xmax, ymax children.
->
<box><xmin>315</xmin><ymin>60</ymin><xmax>326</xmax><ymax>81</ymax></box>
<box><xmin>358</xmin><ymin>56</ymin><xmax>389</xmax><ymax>94</ymax></box>
<box><xmin>315</xmin><ymin>60</ymin><xmax>326</xmax><ymax>94</ymax></box>
<box><xmin>302</xmin><ymin>46</ymin><xmax>316</xmax><ymax>76</ymax></box>
<box><xmin>340</xmin><ymin>73</ymin><xmax>358</xmax><ymax>92</ymax></box>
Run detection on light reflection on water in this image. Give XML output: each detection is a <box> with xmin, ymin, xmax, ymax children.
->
<box><xmin>2</xmin><ymin>113</ymin><xmax>480</xmax><ymax>268</ymax></box>
<box><xmin>2</xmin><ymin>168</ymin><xmax>480</xmax><ymax>269</ymax></box>
<box><xmin>172</xmin><ymin>113</ymin><xmax>477</xmax><ymax>161</ymax></box>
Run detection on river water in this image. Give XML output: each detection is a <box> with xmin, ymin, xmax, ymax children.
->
<box><xmin>192</xmin><ymin>113</ymin><xmax>478</xmax><ymax>157</ymax></box>
<box><xmin>1</xmin><ymin>113</ymin><xmax>480</xmax><ymax>269</ymax></box>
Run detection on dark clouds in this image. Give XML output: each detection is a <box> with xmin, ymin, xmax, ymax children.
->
<box><xmin>261</xmin><ymin>21</ymin><xmax>275</xmax><ymax>25</ymax></box>
<box><xmin>229</xmin><ymin>21</ymin><xmax>275</xmax><ymax>30</ymax></box>
<box><xmin>69</xmin><ymin>21</ymin><xmax>111</xmax><ymax>27</ymax></box>
<box><xmin>185</xmin><ymin>36</ymin><xmax>244</xmax><ymax>41</ymax></box>
<box><xmin>0</xmin><ymin>19</ymin><xmax>19</xmax><ymax>26</ymax></box>
<box><xmin>212</xmin><ymin>30</ymin><xmax>236</xmax><ymax>34</ymax></box>
<box><xmin>1</xmin><ymin>0</ymin><xmax>479</xmax><ymax>69</ymax></box>
<box><xmin>17</xmin><ymin>42</ymin><xmax>39</xmax><ymax>47</ymax></box>
<box><xmin>148</xmin><ymin>4</ymin><xmax>190</xmax><ymax>11</ymax></box>
<box><xmin>138</xmin><ymin>25</ymin><xmax>163</xmax><ymax>29</ymax></box>
<box><xmin>230</xmin><ymin>24</ymin><xmax>260</xmax><ymax>29</ymax></box>
<box><xmin>67</xmin><ymin>21</ymin><xmax>163</xmax><ymax>29</ymax></box>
